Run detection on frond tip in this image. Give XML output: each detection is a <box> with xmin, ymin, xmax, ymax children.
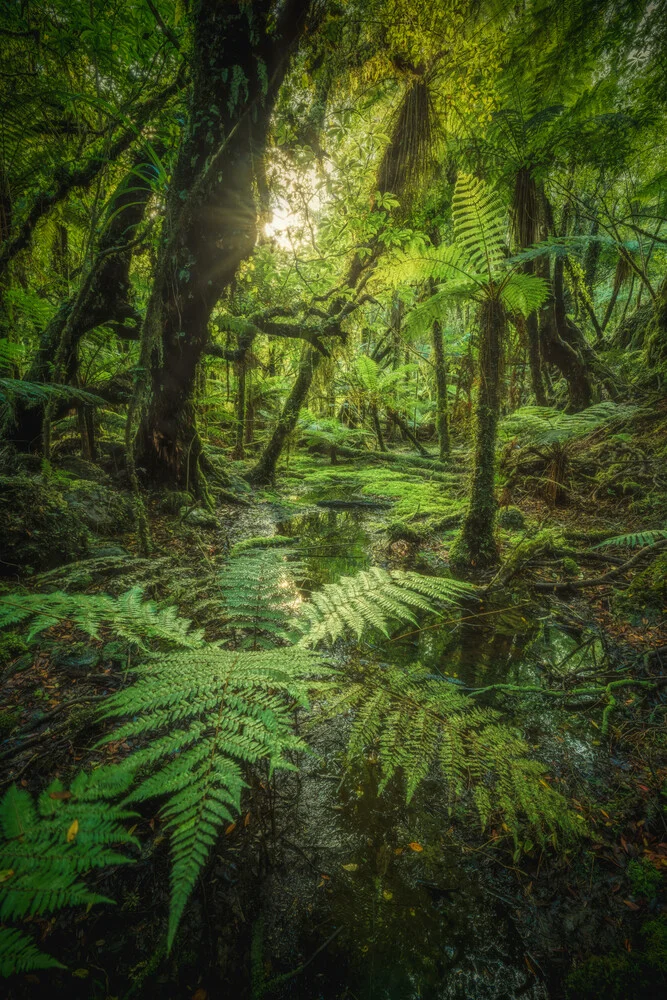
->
<box><xmin>294</xmin><ymin>567</ymin><xmax>475</xmax><ymax>647</ymax></box>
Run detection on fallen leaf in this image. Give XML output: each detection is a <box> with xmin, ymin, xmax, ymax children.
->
<box><xmin>49</xmin><ymin>791</ymin><xmax>72</xmax><ymax>801</ymax></box>
<box><xmin>341</xmin><ymin>863</ymin><xmax>359</xmax><ymax>872</ymax></box>
<box><xmin>382</xmin><ymin>889</ymin><xmax>393</xmax><ymax>900</ymax></box>
<box><xmin>408</xmin><ymin>842</ymin><xmax>423</xmax><ymax>852</ymax></box>
<box><xmin>225</xmin><ymin>822</ymin><xmax>236</xmax><ymax>835</ymax></box>
<box><xmin>622</xmin><ymin>899</ymin><xmax>640</xmax><ymax>910</ymax></box>
<box><xmin>66</xmin><ymin>819</ymin><xmax>79</xmax><ymax>843</ymax></box>
<box><xmin>192</xmin><ymin>990</ymin><xmax>207</xmax><ymax>1000</ymax></box>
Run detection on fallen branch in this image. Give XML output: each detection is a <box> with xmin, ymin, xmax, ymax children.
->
<box><xmin>532</xmin><ymin>540</ymin><xmax>667</xmax><ymax>592</ymax></box>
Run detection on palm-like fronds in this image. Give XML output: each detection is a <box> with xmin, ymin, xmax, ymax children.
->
<box><xmin>294</xmin><ymin>567</ymin><xmax>475</xmax><ymax>647</ymax></box>
<box><xmin>0</xmin><ymin>772</ymin><xmax>136</xmax><ymax>976</ymax></box>
<box><xmin>594</xmin><ymin>529</ymin><xmax>667</xmax><ymax>549</ymax></box>
<box><xmin>452</xmin><ymin>172</ymin><xmax>507</xmax><ymax>280</ymax></box>
<box><xmin>0</xmin><ymin>588</ymin><xmax>204</xmax><ymax>649</ymax></box>
<box><xmin>98</xmin><ymin>646</ymin><xmax>325</xmax><ymax>948</ymax></box>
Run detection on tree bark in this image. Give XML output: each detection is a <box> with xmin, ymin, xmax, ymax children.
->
<box><xmin>430</xmin><ymin>319</ymin><xmax>450</xmax><ymax>459</ymax></box>
<box><xmin>451</xmin><ymin>298</ymin><xmax>503</xmax><ymax>569</ymax></box>
<box><xmin>245</xmin><ymin>344</ymin><xmax>321</xmax><ymax>485</ymax></box>
<box><xmin>5</xmin><ymin>152</ymin><xmax>155</xmax><ymax>449</ymax></box>
<box><xmin>135</xmin><ymin>0</ymin><xmax>312</xmax><ymax>487</ymax></box>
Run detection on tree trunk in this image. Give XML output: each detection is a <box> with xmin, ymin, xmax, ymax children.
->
<box><xmin>135</xmin><ymin>0</ymin><xmax>312</xmax><ymax>487</ymax></box>
<box><xmin>245</xmin><ymin>345</ymin><xmax>321</xmax><ymax>485</ymax></box>
<box><xmin>5</xmin><ymin>153</ymin><xmax>153</xmax><ymax>450</ymax></box>
<box><xmin>371</xmin><ymin>403</ymin><xmax>386</xmax><ymax>451</ymax></box>
<box><xmin>450</xmin><ymin>298</ymin><xmax>503</xmax><ymax>570</ymax></box>
<box><xmin>430</xmin><ymin>319</ymin><xmax>450</xmax><ymax>459</ymax></box>
<box><xmin>233</xmin><ymin>358</ymin><xmax>246</xmax><ymax>460</ymax></box>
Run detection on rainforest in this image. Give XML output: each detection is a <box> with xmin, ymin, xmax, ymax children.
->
<box><xmin>1</xmin><ymin>1</ymin><xmax>667</xmax><ymax>997</ymax></box>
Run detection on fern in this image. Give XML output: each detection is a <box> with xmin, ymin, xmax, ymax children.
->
<box><xmin>0</xmin><ymin>378</ymin><xmax>105</xmax><ymax>410</ymax></box>
<box><xmin>316</xmin><ymin>662</ymin><xmax>582</xmax><ymax>844</ymax></box>
<box><xmin>98</xmin><ymin>646</ymin><xmax>325</xmax><ymax>949</ymax></box>
<box><xmin>594</xmin><ymin>528</ymin><xmax>667</xmax><ymax>549</ymax></box>
<box><xmin>0</xmin><ymin>587</ymin><xmax>204</xmax><ymax>649</ymax></box>
<box><xmin>452</xmin><ymin>172</ymin><xmax>507</xmax><ymax>279</ymax></box>
<box><xmin>0</xmin><ymin>771</ymin><xmax>136</xmax><ymax>977</ymax></box>
<box><xmin>217</xmin><ymin>550</ymin><xmax>302</xmax><ymax>649</ymax></box>
<box><xmin>294</xmin><ymin>567</ymin><xmax>475</xmax><ymax>647</ymax></box>
<box><xmin>499</xmin><ymin>402</ymin><xmax>636</xmax><ymax>448</ymax></box>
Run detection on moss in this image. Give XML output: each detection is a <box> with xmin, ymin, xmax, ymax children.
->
<box><xmin>497</xmin><ymin>505</ymin><xmax>525</xmax><ymax>530</ymax></box>
<box><xmin>566</xmin><ymin>917</ymin><xmax>667</xmax><ymax>1000</ymax></box>
<box><xmin>613</xmin><ymin>552</ymin><xmax>667</xmax><ymax>619</ymax></box>
<box><xmin>0</xmin><ymin>708</ymin><xmax>20</xmax><ymax>736</ymax></box>
<box><xmin>160</xmin><ymin>490</ymin><xmax>195</xmax><ymax>514</ymax></box>
<box><xmin>0</xmin><ymin>473</ymin><xmax>90</xmax><ymax>573</ymax></box>
<box><xmin>562</xmin><ymin>557</ymin><xmax>580</xmax><ymax>577</ymax></box>
<box><xmin>627</xmin><ymin>858</ymin><xmax>663</xmax><ymax>900</ymax></box>
<box><xmin>386</xmin><ymin>521</ymin><xmax>425</xmax><ymax>545</ymax></box>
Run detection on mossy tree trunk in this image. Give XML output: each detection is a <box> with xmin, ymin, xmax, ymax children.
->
<box><xmin>233</xmin><ymin>357</ymin><xmax>246</xmax><ymax>460</ymax></box>
<box><xmin>431</xmin><ymin>319</ymin><xmax>450</xmax><ymax>459</ymax></box>
<box><xmin>135</xmin><ymin>0</ymin><xmax>312</xmax><ymax>488</ymax></box>
<box><xmin>5</xmin><ymin>152</ymin><xmax>153</xmax><ymax>450</ymax></box>
<box><xmin>245</xmin><ymin>345</ymin><xmax>321</xmax><ymax>486</ymax></box>
<box><xmin>450</xmin><ymin>297</ymin><xmax>503</xmax><ymax>569</ymax></box>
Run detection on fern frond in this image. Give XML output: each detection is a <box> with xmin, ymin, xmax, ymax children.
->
<box><xmin>0</xmin><ymin>588</ymin><xmax>204</xmax><ymax>649</ymax></box>
<box><xmin>0</xmin><ymin>928</ymin><xmax>63</xmax><ymax>977</ymax></box>
<box><xmin>294</xmin><ymin>567</ymin><xmax>474</xmax><ymax>647</ymax></box>
<box><xmin>500</xmin><ymin>272</ymin><xmax>549</xmax><ymax>317</ymax></box>
<box><xmin>452</xmin><ymin>173</ymin><xmax>507</xmax><ymax>280</ymax></box>
<box><xmin>0</xmin><ymin>378</ymin><xmax>105</xmax><ymax>410</ymax></box>
<box><xmin>499</xmin><ymin>402</ymin><xmax>636</xmax><ymax>448</ymax></box>
<box><xmin>98</xmin><ymin>646</ymin><xmax>326</xmax><ymax>949</ymax></box>
<box><xmin>217</xmin><ymin>550</ymin><xmax>302</xmax><ymax>649</ymax></box>
<box><xmin>317</xmin><ymin>663</ymin><xmax>582</xmax><ymax>844</ymax></box>
<box><xmin>594</xmin><ymin>528</ymin><xmax>667</xmax><ymax>549</ymax></box>
<box><xmin>0</xmin><ymin>777</ymin><xmax>137</xmax><ymax>922</ymax></box>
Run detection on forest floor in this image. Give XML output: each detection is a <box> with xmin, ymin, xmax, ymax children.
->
<box><xmin>1</xmin><ymin>408</ymin><xmax>666</xmax><ymax>1000</ymax></box>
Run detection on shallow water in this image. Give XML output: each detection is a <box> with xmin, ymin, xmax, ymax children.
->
<box><xmin>248</xmin><ymin>503</ymin><xmax>602</xmax><ymax>999</ymax></box>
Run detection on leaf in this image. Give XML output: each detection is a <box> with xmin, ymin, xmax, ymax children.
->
<box><xmin>341</xmin><ymin>863</ymin><xmax>359</xmax><ymax>871</ymax></box>
<box><xmin>0</xmin><ymin>868</ymin><xmax>14</xmax><ymax>882</ymax></box>
<box><xmin>66</xmin><ymin>819</ymin><xmax>79</xmax><ymax>843</ymax></box>
<box><xmin>408</xmin><ymin>842</ymin><xmax>423</xmax><ymax>852</ymax></box>
<box><xmin>623</xmin><ymin>899</ymin><xmax>640</xmax><ymax>910</ymax></box>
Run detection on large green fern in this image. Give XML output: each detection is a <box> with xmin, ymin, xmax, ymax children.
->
<box><xmin>315</xmin><ymin>662</ymin><xmax>583</xmax><ymax>845</ymax></box>
<box><xmin>0</xmin><ymin>771</ymin><xmax>136</xmax><ymax>977</ymax></box>
<box><xmin>0</xmin><ymin>587</ymin><xmax>204</xmax><ymax>649</ymax></box>
<box><xmin>216</xmin><ymin>549</ymin><xmax>302</xmax><ymax>649</ymax></box>
<box><xmin>97</xmin><ymin>646</ymin><xmax>325</xmax><ymax>949</ymax></box>
<box><xmin>294</xmin><ymin>567</ymin><xmax>475</xmax><ymax>647</ymax></box>
<box><xmin>499</xmin><ymin>402</ymin><xmax>636</xmax><ymax>448</ymax></box>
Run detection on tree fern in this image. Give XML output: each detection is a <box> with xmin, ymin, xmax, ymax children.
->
<box><xmin>0</xmin><ymin>378</ymin><xmax>104</xmax><ymax>410</ymax></box>
<box><xmin>0</xmin><ymin>587</ymin><xmax>204</xmax><ymax>649</ymax></box>
<box><xmin>0</xmin><ymin>771</ymin><xmax>136</xmax><ymax>977</ymax></box>
<box><xmin>294</xmin><ymin>567</ymin><xmax>475</xmax><ymax>647</ymax></box>
<box><xmin>500</xmin><ymin>402</ymin><xmax>636</xmax><ymax>448</ymax></box>
<box><xmin>452</xmin><ymin>172</ymin><xmax>507</xmax><ymax>280</ymax></box>
<box><xmin>315</xmin><ymin>662</ymin><xmax>582</xmax><ymax>845</ymax></box>
<box><xmin>594</xmin><ymin>528</ymin><xmax>667</xmax><ymax>549</ymax></box>
<box><xmin>97</xmin><ymin>646</ymin><xmax>325</xmax><ymax>949</ymax></box>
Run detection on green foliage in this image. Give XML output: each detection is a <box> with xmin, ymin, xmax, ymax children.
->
<box><xmin>0</xmin><ymin>771</ymin><xmax>136</xmax><ymax>977</ymax></box>
<box><xmin>98</xmin><ymin>646</ymin><xmax>324</xmax><ymax>949</ymax></box>
<box><xmin>0</xmin><ymin>587</ymin><xmax>204</xmax><ymax>649</ymax></box>
<box><xmin>499</xmin><ymin>402</ymin><xmax>636</xmax><ymax>448</ymax></box>
<box><xmin>627</xmin><ymin>858</ymin><xmax>663</xmax><ymax>899</ymax></box>
<box><xmin>565</xmin><ymin>917</ymin><xmax>667</xmax><ymax>1000</ymax></box>
<box><xmin>352</xmin><ymin>466</ymin><xmax>463</xmax><ymax>523</ymax></box>
<box><xmin>595</xmin><ymin>528</ymin><xmax>667</xmax><ymax>549</ymax></box>
<box><xmin>294</xmin><ymin>566</ymin><xmax>475</xmax><ymax>648</ymax></box>
<box><xmin>316</xmin><ymin>661</ymin><xmax>582</xmax><ymax>844</ymax></box>
<box><xmin>217</xmin><ymin>549</ymin><xmax>302</xmax><ymax>649</ymax></box>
